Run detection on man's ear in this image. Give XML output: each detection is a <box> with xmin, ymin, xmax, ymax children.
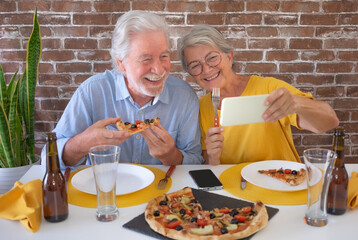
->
<box><xmin>116</xmin><ymin>59</ymin><xmax>126</xmax><ymax>72</ymax></box>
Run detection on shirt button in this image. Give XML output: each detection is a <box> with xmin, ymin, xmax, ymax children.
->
<box><xmin>136</xmin><ymin>135</ymin><xmax>141</xmax><ymax>140</ymax></box>
<box><xmin>138</xmin><ymin>110</ymin><xmax>143</xmax><ymax>114</ymax></box>
<box><xmin>134</xmin><ymin>159</ymin><xmax>138</xmax><ymax>164</ymax></box>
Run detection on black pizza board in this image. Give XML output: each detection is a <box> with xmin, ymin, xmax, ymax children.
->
<box><xmin>123</xmin><ymin>188</ymin><xmax>279</xmax><ymax>240</ymax></box>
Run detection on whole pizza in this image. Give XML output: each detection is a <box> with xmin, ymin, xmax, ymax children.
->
<box><xmin>145</xmin><ymin>187</ymin><xmax>268</xmax><ymax>239</ymax></box>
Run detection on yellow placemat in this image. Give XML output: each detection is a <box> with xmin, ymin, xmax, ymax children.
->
<box><xmin>67</xmin><ymin>164</ymin><xmax>171</xmax><ymax>208</ymax></box>
<box><xmin>220</xmin><ymin>163</ymin><xmax>307</xmax><ymax>205</ymax></box>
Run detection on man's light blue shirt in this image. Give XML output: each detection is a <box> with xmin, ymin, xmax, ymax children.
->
<box><xmin>41</xmin><ymin>70</ymin><xmax>204</xmax><ymax>169</ymax></box>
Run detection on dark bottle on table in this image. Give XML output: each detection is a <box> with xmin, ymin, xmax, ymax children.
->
<box><xmin>42</xmin><ymin>132</ymin><xmax>69</xmax><ymax>222</ymax></box>
<box><xmin>327</xmin><ymin>127</ymin><xmax>348</xmax><ymax>215</ymax></box>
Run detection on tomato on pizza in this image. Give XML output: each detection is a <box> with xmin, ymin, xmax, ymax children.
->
<box><xmin>145</xmin><ymin>187</ymin><xmax>268</xmax><ymax>240</ymax></box>
<box><xmin>258</xmin><ymin>167</ymin><xmax>306</xmax><ymax>186</ymax></box>
<box><xmin>115</xmin><ymin>117</ymin><xmax>160</xmax><ymax>135</ymax></box>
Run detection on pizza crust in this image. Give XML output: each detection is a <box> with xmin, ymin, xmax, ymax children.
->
<box><xmin>145</xmin><ymin>188</ymin><xmax>269</xmax><ymax>240</ymax></box>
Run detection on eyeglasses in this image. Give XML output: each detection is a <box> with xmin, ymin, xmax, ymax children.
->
<box><xmin>187</xmin><ymin>51</ymin><xmax>222</xmax><ymax>76</ymax></box>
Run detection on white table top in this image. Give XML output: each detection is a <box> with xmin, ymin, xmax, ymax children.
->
<box><xmin>1</xmin><ymin>164</ymin><xmax>357</xmax><ymax>240</ymax></box>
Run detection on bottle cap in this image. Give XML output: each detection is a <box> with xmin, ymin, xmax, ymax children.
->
<box><xmin>334</xmin><ymin>126</ymin><xmax>345</xmax><ymax>136</ymax></box>
<box><xmin>46</xmin><ymin>132</ymin><xmax>57</xmax><ymax>141</ymax></box>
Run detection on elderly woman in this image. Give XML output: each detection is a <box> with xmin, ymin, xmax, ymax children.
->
<box><xmin>178</xmin><ymin>24</ymin><xmax>339</xmax><ymax>165</ymax></box>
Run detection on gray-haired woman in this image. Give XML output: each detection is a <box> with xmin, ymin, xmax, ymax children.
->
<box><xmin>178</xmin><ymin>24</ymin><xmax>339</xmax><ymax>165</ymax></box>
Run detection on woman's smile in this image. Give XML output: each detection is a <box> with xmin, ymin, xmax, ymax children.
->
<box><xmin>203</xmin><ymin>70</ymin><xmax>221</xmax><ymax>82</ymax></box>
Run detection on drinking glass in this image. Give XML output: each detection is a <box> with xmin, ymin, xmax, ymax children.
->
<box><xmin>303</xmin><ymin>148</ymin><xmax>336</xmax><ymax>227</ymax></box>
<box><xmin>89</xmin><ymin>145</ymin><xmax>120</xmax><ymax>222</ymax></box>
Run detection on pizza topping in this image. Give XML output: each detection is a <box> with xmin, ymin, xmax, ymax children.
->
<box><xmin>197</xmin><ymin>219</ymin><xmax>207</xmax><ymax>226</ymax></box>
<box><xmin>190</xmin><ymin>199</ymin><xmax>198</xmax><ymax>203</ymax></box>
<box><xmin>167</xmin><ymin>214</ymin><xmax>180</xmax><ymax>221</ymax></box>
<box><xmin>258</xmin><ymin>167</ymin><xmax>306</xmax><ymax>186</ymax></box>
<box><xmin>190</xmin><ymin>217</ymin><xmax>198</xmax><ymax>223</ymax></box>
<box><xmin>179</xmin><ymin>209</ymin><xmax>186</xmax><ymax>215</ymax></box>
<box><xmin>241</xmin><ymin>206</ymin><xmax>252</xmax><ymax>214</ymax></box>
<box><xmin>219</xmin><ymin>208</ymin><xmax>230</xmax><ymax>214</ymax></box>
<box><xmin>167</xmin><ymin>219</ymin><xmax>181</xmax><ymax>229</ymax></box>
<box><xmin>221</xmin><ymin>227</ymin><xmax>229</xmax><ymax>234</ymax></box>
<box><xmin>190</xmin><ymin>225</ymin><xmax>214</xmax><ymax>235</ymax></box>
<box><xmin>229</xmin><ymin>209</ymin><xmax>238</xmax><ymax>216</ymax></box>
<box><xmin>234</xmin><ymin>215</ymin><xmax>247</xmax><ymax>223</ymax></box>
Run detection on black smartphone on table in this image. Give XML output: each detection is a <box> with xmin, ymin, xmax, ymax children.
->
<box><xmin>189</xmin><ymin>169</ymin><xmax>223</xmax><ymax>191</ymax></box>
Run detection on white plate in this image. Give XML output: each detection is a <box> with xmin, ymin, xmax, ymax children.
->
<box><xmin>71</xmin><ymin>164</ymin><xmax>155</xmax><ymax>195</ymax></box>
<box><xmin>241</xmin><ymin>160</ymin><xmax>319</xmax><ymax>192</ymax></box>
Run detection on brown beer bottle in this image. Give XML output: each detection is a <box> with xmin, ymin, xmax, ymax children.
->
<box><xmin>327</xmin><ymin>127</ymin><xmax>348</xmax><ymax>215</ymax></box>
<box><xmin>42</xmin><ymin>132</ymin><xmax>69</xmax><ymax>222</ymax></box>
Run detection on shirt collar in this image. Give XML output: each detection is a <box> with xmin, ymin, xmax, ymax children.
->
<box><xmin>114</xmin><ymin>72</ymin><xmax>170</xmax><ymax>105</ymax></box>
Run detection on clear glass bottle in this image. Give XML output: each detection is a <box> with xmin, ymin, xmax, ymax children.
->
<box><xmin>327</xmin><ymin>127</ymin><xmax>348</xmax><ymax>215</ymax></box>
<box><xmin>42</xmin><ymin>132</ymin><xmax>69</xmax><ymax>222</ymax></box>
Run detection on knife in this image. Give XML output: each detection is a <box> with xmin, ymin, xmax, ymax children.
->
<box><xmin>240</xmin><ymin>175</ymin><xmax>247</xmax><ymax>190</ymax></box>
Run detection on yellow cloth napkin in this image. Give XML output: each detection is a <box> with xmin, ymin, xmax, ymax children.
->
<box><xmin>220</xmin><ymin>163</ymin><xmax>307</xmax><ymax>205</ymax></box>
<box><xmin>348</xmin><ymin>171</ymin><xmax>358</xmax><ymax>209</ymax></box>
<box><xmin>0</xmin><ymin>179</ymin><xmax>42</xmax><ymax>233</ymax></box>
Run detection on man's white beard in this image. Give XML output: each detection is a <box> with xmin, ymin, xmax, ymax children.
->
<box><xmin>127</xmin><ymin>71</ymin><xmax>167</xmax><ymax>97</ymax></box>
<box><xmin>138</xmin><ymin>82</ymin><xmax>165</xmax><ymax>97</ymax></box>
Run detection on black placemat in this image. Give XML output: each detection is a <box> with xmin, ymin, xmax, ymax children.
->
<box><xmin>123</xmin><ymin>188</ymin><xmax>279</xmax><ymax>240</ymax></box>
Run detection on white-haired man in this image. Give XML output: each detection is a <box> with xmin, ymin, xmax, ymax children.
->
<box><xmin>41</xmin><ymin>11</ymin><xmax>204</xmax><ymax>169</ymax></box>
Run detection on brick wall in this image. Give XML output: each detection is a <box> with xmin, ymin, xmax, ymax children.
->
<box><xmin>1</xmin><ymin>0</ymin><xmax>357</xmax><ymax>162</ymax></box>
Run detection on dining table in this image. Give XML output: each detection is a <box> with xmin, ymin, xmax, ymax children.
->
<box><xmin>1</xmin><ymin>164</ymin><xmax>357</xmax><ymax>240</ymax></box>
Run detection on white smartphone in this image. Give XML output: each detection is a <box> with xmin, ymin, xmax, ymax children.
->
<box><xmin>220</xmin><ymin>94</ymin><xmax>269</xmax><ymax>126</ymax></box>
<box><xmin>189</xmin><ymin>169</ymin><xmax>223</xmax><ymax>191</ymax></box>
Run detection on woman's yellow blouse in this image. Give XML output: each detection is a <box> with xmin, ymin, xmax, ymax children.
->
<box><xmin>199</xmin><ymin>75</ymin><xmax>313</xmax><ymax>164</ymax></box>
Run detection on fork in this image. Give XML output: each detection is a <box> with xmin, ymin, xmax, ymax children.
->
<box><xmin>212</xmin><ymin>88</ymin><xmax>220</xmax><ymax>127</ymax></box>
<box><xmin>157</xmin><ymin>165</ymin><xmax>176</xmax><ymax>189</ymax></box>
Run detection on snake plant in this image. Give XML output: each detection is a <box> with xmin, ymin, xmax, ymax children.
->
<box><xmin>0</xmin><ymin>9</ymin><xmax>42</xmax><ymax>168</ymax></box>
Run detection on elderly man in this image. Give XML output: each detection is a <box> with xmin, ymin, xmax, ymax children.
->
<box><xmin>41</xmin><ymin>11</ymin><xmax>204</xmax><ymax>169</ymax></box>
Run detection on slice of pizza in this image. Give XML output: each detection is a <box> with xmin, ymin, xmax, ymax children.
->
<box><xmin>258</xmin><ymin>167</ymin><xmax>306</xmax><ymax>186</ymax></box>
<box><xmin>145</xmin><ymin>187</ymin><xmax>268</xmax><ymax>240</ymax></box>
<box><xmin>115</xmin><ymin>117</ymin><xmax>160</xmax><ymax>135</ymax></box>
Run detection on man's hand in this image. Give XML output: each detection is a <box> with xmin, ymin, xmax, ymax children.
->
<box><xmin>83</xmin><ymin>117</ymin><xmax>130</xmax><ymax>146</ymax></box>
<box><xmin>140</xmin><ymin>124</ymin><xmax>183</xmax><ymax>165</ymax></box>
<box><xmin>62</xmin><ymin>117</ymin><xmax>130</xmax><ymax>166</ymax></box>
<box><xmin>203</xmin><ymin>127</ymin><xmax>224</xmax><ymax>165</ymax></box>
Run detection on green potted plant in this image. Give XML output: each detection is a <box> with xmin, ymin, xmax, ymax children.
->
<box><xmin>0</xmin><ymin>9</ymin><xmax>42</xmax><ymax>193</ymax></box>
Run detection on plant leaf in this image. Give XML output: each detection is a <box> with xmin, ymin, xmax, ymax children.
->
<box><xmin>5</xmin><ymin>71</ymin><xmax>18</xmax><ymax>115</ymax></box>
<box><xmin>0</xmin><ymin>102</ymin><xmax>13</xmax><ymax>168</ymax></box>
<box><xmin>8</xmin><ymin>80</ymin><xmax>20</xmax><ymax>166</ymax></box>
<box><xmin>15</xmin><ymin>113</ymin><xmax>24</xmax><ymax>167</ymax></box>
<box><xmin>0</xmin><ymin>65</ymin><xmax>9</xmax><ymax>115</ymax></box>
<box><xmin>19</xmin><ymin>8</ymin><xmax>42</xmax><ymax>165</ymax></box>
